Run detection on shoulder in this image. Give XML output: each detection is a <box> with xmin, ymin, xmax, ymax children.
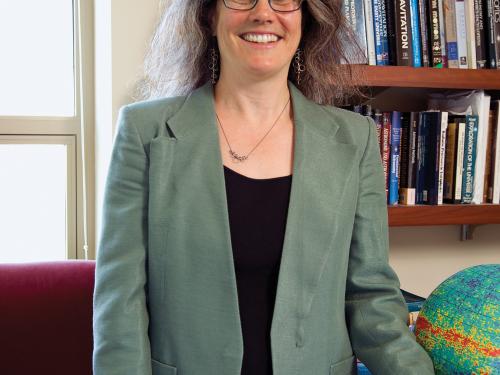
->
<box><xmin>118</xmin><ymin>95</ymin><xmax>188</xmax><ymax>143</ymax></box>
<box><xmin>317</xmin><ymin>104</ymin><xmax>374</xmax><ymax>147</ymax></box>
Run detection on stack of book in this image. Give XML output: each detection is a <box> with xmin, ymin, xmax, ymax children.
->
<box><xmin>356</xmin><ymin>289</ymin><xmax>427</xmax><ymax>374</ymax></box>
<box><xmin>343</xmin><ymin>0</ymin><xmax>500</xmax><ymax>68</ymax></box>
<box><xmin>347</xmin><ymin>91</ymin><xmax>500</xmax><ymax>205</ymax></box>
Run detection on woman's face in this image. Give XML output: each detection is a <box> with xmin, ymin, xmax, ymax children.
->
<box><xmin>212</xmin><ymin>0</ymin><xmax>303</xmax><ymax>80</ymax></box>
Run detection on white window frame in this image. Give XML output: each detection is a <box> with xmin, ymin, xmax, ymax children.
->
<box><xmin>0</xmin><ymin>0</ymin><xmax>95</xmax><ymax>260</ymax></box>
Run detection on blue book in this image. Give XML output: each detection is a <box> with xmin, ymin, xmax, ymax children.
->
<box><xmin>357</xmin><ymin>361</ymin><xmax>373</xmax><ymax>374</ymax></box>
<box><xmin>461</xmin><ymin>115</ymin><xmax>479</xmax><ymax>203</ymax></box>
<box><xmin>409</xmin><ymin>0</ymin><xmax>422</xmax><ymax>66</ymax></box>
<box><xmin>401</xmin><ymin>289</ymin><xmax>426</xmax><ymax>312</ymax></box>
<box><xmin>388</xmin><ymin>111</ymin><xmax>402</xmax><ymax>205</ymax></box>
<box><xmin>372</xmin><ymin>0</ymin><xmax>390</xmax><ymax>64</ymax></box>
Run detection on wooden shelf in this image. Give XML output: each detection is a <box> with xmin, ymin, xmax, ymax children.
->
<box><xmin>388</xmin><ymin>204</ymin><xmax>500</xmax><ymax>226</ymax></box>
<box><xmin>349</xmin><ymin>65</ymin><xmax>500</xmax><ymax>90</ymax></box>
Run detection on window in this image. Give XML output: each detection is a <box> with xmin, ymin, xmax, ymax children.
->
<box><xmin>0</xmin><ymin>0</ymin><xmax>93</xmax><ymax>262</ymax></box>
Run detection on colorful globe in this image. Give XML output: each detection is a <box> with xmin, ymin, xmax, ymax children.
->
<box><xmin>414</xmin><ymin>264</ymin><xmax>500</xmax><ymax>375</ymax></box>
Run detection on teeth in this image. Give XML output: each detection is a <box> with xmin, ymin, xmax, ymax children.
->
<box><xmin>242</xmin><ymin>33</ymin><xmax>279</xmax><ymax>43</ymax></box>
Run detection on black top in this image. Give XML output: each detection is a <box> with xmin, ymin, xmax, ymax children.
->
<box><xmin>223</xmin><ymin>165</ymin><xmax>292</xmax><ymax>375</ymax></box>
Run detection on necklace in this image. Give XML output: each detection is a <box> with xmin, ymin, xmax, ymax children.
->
<box><xmin>215</xmin><ymin>95</ymin><xmax>291</xmax><ymax>163</ymax></box>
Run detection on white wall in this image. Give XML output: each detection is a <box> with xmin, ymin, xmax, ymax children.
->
<box><xmin>93</xmin><ymin>0</ymin><xmax>500</xmax><ymax>297</ymax></box>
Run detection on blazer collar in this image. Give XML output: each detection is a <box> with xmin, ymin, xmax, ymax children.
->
<box><xmin>166</xmin><ymin>80</ymin><xmax>340</xmax><ymax>142</ymax></box>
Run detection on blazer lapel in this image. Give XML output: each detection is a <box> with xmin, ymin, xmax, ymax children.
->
<box><xmin>152</xmin><ymin>81</ymin><xmax>358</xmax><ymax>348</ymax></box>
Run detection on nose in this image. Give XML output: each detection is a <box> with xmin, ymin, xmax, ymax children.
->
<box><xmin>249</xmin><ymin>0</ymin><xmax>274</xmax><ymax>22</ymax></box>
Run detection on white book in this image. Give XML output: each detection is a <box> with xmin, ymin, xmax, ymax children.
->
<box><xmin>464</xmin><ymin>0</ymin><xmax>476</xmax><ymax>69</ymax></box>
<box><xmin>472</xmin><ymin>94</ymin><xmax>491</xmax><ymax>203</ymax></box>
<box><xmin>363</xmin><ymin>0</ymin><xmax>376</xmax><ymax>65</ymax></box>
<box><xmin>455</xmin><ymin>0</ymin><xmax>468</xmax><ymax>68</ymax></box>
<box><xmin>455</xmin><ymin>121</ymin><xmax>466</xmax><ymax>201</ymax></box>
<box><xmin>492</xmin><ymin>101</ymin><xmax>500</xmax><ymax>204</ymax></box>
<box><xmin>438</xmin><ymin>112</ymin><xmax>449</xmax><ymax>204</ymax></box>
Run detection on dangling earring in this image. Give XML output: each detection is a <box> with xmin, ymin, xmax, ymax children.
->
<box><xmin>209</xmin><ymin>38</ymin><xmax>219</xmax><ymax>84</ymax></box>
<box><xmin>293</xmin><ymin>48</ymin><xmax>305</xmax><ymax>86</ymax></box>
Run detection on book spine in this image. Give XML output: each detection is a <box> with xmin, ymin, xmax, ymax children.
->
<box><xmin>374</xmin><ymin>109</ymin><xmax>384</xmax><ymax>154</ymax></box>
<box><xmin>437</xmin><ymin>112</ymin><xmax>448</xmax><ymax>204</ymax></box>
<box><xmin>455</xmin><ymin>120</ymin><xmax>466</xmax><ymax>203</ymax></box>
<box><xmin>373</xmin><ymin>0</ymin><xmax>390</xmax><ymax>64</ymax></box>
<box><xmin>461</xmin><ymin>115</ymin><xmax>479</xmax><ymax>203</ymax></box>
<box><xmin>386</xmin><ymin>0</ymin><xmax>398</xmax><ymax>65</ymax></box>
<box><xmin>389</xmin><ymin>111</ymin><xmax>402</xmax><ymax>205</ymax></box>
<box><xmin>438</xmin><ymin>0</ymin><xmax>448</xmax><ymax>66</ymax></box>
<box><xmin>416</xmin><ymin>112</ymin><xmax>428</xmax><ymax>204</ymax></box>
<box><xmin>410</xmin><ymin>0</ymin><xmax>422</xmax><ymax>66</ymax></box>
<box><xmin>395</xmin><ymin>0</ymin><xmax>414</xmax><ymax>65</ymax></box>
<box><xmin>484</xmin><ymin>0</ymin><xmax>498</xmax><ymax>68</ymax></box>
<box><xmin>408</xmin><ymin>112</ymin><xmax>418</xmax><ymax>204</ymax></box>
<box><xmin>418</xmin><ymin>0</ymin><xmax>430</xmax><ymax>66</ymax></box>
<box><xmin>443</xmin><ymin>0</ymin><xmax>459</xmax><ymax>67</ymax></box>
<box><xmin>464</xmin><ymin>0</ymin><xmax>477</xmax><ymax>68</ymax></box>
<box><xmin>364</xmin><ymin>0</ymin><xmax>377</xmax><ymax>64</ymax></box>
<box><xmin>455</xmin><ymin>0</ymin><xmax>469</xmax><ymax>68</ymax></box>
<box><xmin>473</xmin><ymin>0</ymin><xmax>487</xmax><ymax>68</ymax></box>
<box><xmin>494</xmin><ymin>0</ymin><xmax>500</xmax><ymax>68</ymax></box>
<box><xmin>427</xmin><ymin>112</ymin><xmax>440</xmax><ymax>205</ymax></box>
<box><xmin>444</xmin><ymin>121</ymin><xmax>458</xmax><ymax>202</ymax></box>
<box><xmin>382</xmin><ymin>112</ymin><xmax>392</xmax><ymax>200</ymax></box>
<box><xmin>483</xmin><ymin>109</ymin><xmax>494</xmax><ymax>203</ymax></box>
<box><xmin>343</xmin><ymin>0</ymin><xmax>369</xmax><ymax>64</ymax></box>
<box><xmin>428</xmin><ymin>0</ymin><xmax>444</xmax><ymax>66</ymax></box>
<box><xmin>492</xmin><ymin>101</ymin><xmax>500</xmax><ymax>204</ymax></box>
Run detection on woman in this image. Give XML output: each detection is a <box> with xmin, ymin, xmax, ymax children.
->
<box><xmin>93</xmin><ymin>0</ymin><xmax>435</xmax><ymax>374</ymax></box>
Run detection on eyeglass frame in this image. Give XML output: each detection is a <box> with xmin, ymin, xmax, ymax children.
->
<box><xmin>221</xmin><ymin>0</ymin><xmax>305</xmax><ymax>13</ymax></box>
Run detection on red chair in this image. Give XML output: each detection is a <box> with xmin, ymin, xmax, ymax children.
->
<box><xmin>0</xmin><ymin>260</ymin><xmax>95</xmax><ymax>375</ymax></box>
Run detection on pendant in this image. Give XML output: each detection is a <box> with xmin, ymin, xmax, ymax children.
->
<box><xmin>229</xmin><ymin>149</ymin><xmax>248</xmax><ymax>162</ymax></box>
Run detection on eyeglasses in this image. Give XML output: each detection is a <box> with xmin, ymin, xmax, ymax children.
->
<box><xmin>222</xmin><ymin>0</ymin><xmax>304</xmax><ymax>12</ymax></box>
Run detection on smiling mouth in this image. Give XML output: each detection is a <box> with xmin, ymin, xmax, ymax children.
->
<box><xmin>239</xmin><ymin>34</ymin><xmax>283</xmax><ymax>44</ymax></box>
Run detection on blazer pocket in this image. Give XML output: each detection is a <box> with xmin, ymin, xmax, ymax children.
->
<box><xmin>329</xmin><ymin>354</ymin><xmax>356</xmax><ymax>375</ymax></box>
<box><xmin>151</xmin><ymin>358</ymin><xmax>177</xmax><ymax>375</ymax></box>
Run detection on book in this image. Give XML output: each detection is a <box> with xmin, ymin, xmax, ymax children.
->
<box><xmin>363</xmin><ymin>0</ymin><xmax>377</xmax><ymax>64</ymax></box>
<box><xmin>473</xmin><ymin>0</ymin><xmax>488</xmax><ymax>68</ymax></box>
<box><xmin>461</xmin><ymin>114</ymin><xmax>479</xmax><ymax>203</ymax></box>
<box><xmin>484</xmin><ymin>0</ymin><xmax>498</xmax><ymax>68</ymax></box>
<box><xmin>372</xmin><ymin>0</ymin><xmax>390</xmax><ymax>64</ymax></box>
<box><xmin>382</xmin><ymin>112</ymin><xmax>392</xmax><ymax>199</ymax></box>
<box><xmin>489</xmin><ymin>100</ymin><xmax>500</xmax><ymax>203</ymax></box>
<box><xmin>428</xmin><ymin>0</ymin><xmax>444</xmax><ymax>67</ymax></box>
<box><xmin>389</xmin><ymin>111</ymin><xmax>402</xmax><ymax>205</ymax></box>
<box><xmin>343</xmin><ymin>0</ymin><xmax>369</xmax><ymax>64</ymax></box>
<box><xmin>455</xmin><ymin>0</ymin><xmax>469</xmax><ymax>68</ymax></box>
<box><xmin>464</xmin><ymin>0</ymin><xmax>477</xmax><ymax>69</ymax></box>
<box><xmin>399</xmin><ymin>112</ymin><xmax>418</xmax><ymax>205</ymax></box>
<box><xmin>442</xmin><ymin>0</ymin><xmax>460</xmax><ymax>67</ymax></box>
<box><xmin>472</xmin><ymin>94</ymin><xmax>491</xmax><ymax>204</ymax></box>
<box><xmin>416</xmin><ymin>112</ymin><xmax>430</xmax><ymax>203</ymax></box>
<box><xmin>417</xmin><ymin>0</ymin><xmax>431</xmax><ymax>66</ymax></box>
<box><xmin>409</xmin><ymin>0</ymin><xmax>422</xmax><ymax>66</ymax></box>
<box><xmin>394</xmin><ymin>0</ymin><xmax>414</xmax><ymax>65</ymax></box>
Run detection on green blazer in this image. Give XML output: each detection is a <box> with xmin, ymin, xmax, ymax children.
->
<box><xmin>93</xmin><ymin>81</ymin><xmax>435</xmax><ymax>375</ymax></box>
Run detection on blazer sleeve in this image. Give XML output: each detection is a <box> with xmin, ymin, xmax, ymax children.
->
<box><xmin>92</xmin><ymin>106</ymin><xmax>152</xmax><ymax>375</ymax></box>
<box><xmin>344</xmin><ymin>116</ymin><xmax>435</xmax><ymax>375</ymax></box>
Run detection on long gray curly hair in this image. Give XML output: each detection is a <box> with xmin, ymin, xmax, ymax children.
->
<box><xmin>132</xmin><ymin>0</ymin><xmax>369</xmax><ymax>106</ymax></box>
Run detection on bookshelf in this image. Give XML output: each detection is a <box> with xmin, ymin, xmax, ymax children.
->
<box><xmin>349</xmin><ymin>65</ymin><xmax>500</xmax><ymax>227</ymax></box>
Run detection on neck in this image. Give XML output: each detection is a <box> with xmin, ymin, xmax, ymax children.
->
<box><xmin>213</xmin><ymin>71</ymin><xmax>291</xmax><ymax>130</ymax></box>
